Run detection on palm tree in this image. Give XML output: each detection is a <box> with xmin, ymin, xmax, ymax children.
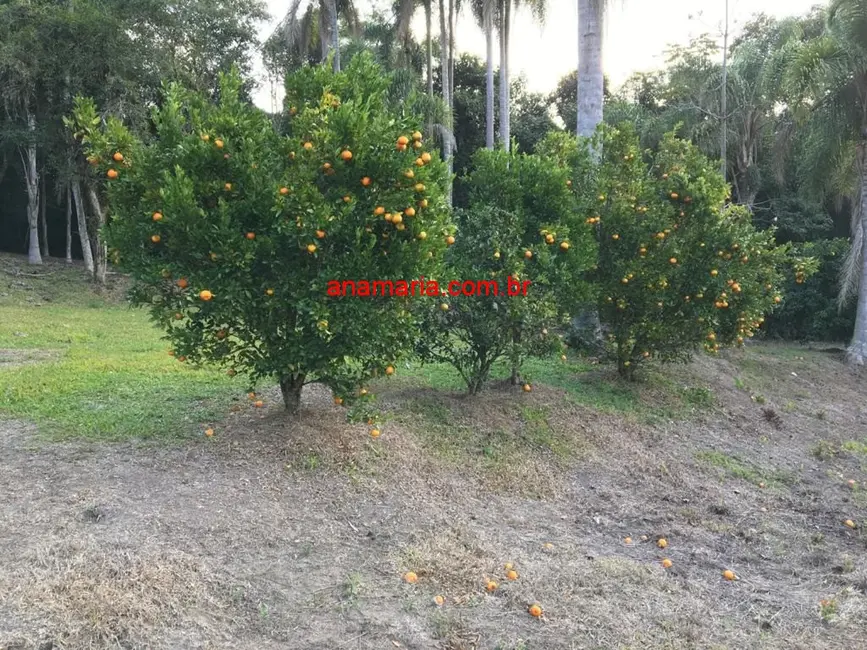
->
<box><xmin>576</xmin><ymin>0</ymin><xmax>604</xmax><ymax>138</ymax></box>
<box><xmin>424</xmin><ymin>0</ymin><xmax>434</xmax><ymax>97</ymax></box>
<box><xmin>265</xmin><ymin>0</ymin><xmax>359</xmax><ymax>74</ymax></box>
<box><xmin>783</xmin><ymin>0</ymin><xmax>867</xmax><ymax>364</ymax></box>
<box><xmin>438</xmin><ymin>0</ymin><xmax>454</xmax><ymax>203</ymax></box>
<box><xmin>470</xmin><ymin>0</ymin><xmax>496</xmax><ymax>148</ymax></box>
<box><xmin>394</xmin><ymin>0</ymin><xmax>436</xmax><ymax>94</ymax></box>
<box><xmin>495</xmin><ymin>0</ymin><xmax>546</xmax><ymax>152</ymax></box>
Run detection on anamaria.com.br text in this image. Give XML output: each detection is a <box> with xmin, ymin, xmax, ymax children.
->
<box><xmin>326</xmin><ymin>276</ymin><xmax>531</xmax><ymax>297</ymax></box>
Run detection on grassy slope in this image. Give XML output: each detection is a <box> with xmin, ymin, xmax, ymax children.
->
<box><xmin>0</xmin><ymin>253</ymin><xmax>708</xmax><ymax>442</ymax></box>
<box><xmin>0</xmin><ymin>255</ymin><xmax>238</xmax><ymax>440</ymax></box>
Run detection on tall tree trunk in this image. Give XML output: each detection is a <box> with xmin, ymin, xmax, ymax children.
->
<box><xmin>498</xmin><ymin>0</ymin><xmax>509</xmax><ymax>150</ymax></box>
<box><xmin>425</xmin><ymin>0</ymin><xmax>433</xmax><ymax>98</ymax></box>
<box><xmin>21</xmin><ymin>115</ymin><xmax>42</xmax><ymax>265</ymax></box>
<box><xmin>65</xmin><ymin>185</ymin><xmax>73</xmax><ymax>263</ymax></box>
<box><xmin>577</xmin><ymin>0</ymin><xmax>603</xmax><ymax>138</ymax></box>
<box><xmin>448</xmin><ymin>0</ymin><xmax>455</xmax><ymax>113</ymax></box>
<box><xmin>503</xmin><ymin>0</ymin><xmax>511</xmax><ymax>150</ymax></box>
<box><xmin>279</xmin><ymin>373</ymin><xmax>307</xmax><ymax>415</ymax></box>
<box><xmin>438</xmin><ymin>0</ymin><xmax>453</xmax><ymax>206</ymax></box>
<box><xmin>848</xmin><ymin>139</ymin><xmax>867</xmax><ymax>366</ymax></box>
<box><xmin>72</xmin><ymin>179</ymin><xmax>94</xmax><ymax>273</ymax></box>
<box><xmin>330</xmin><ymin>0</ymin><xmax>340</xmax><ymax>72</ymax></box>
<box><xmin>485</xmin><ymin>7</ymin><xmax>495</xmax><ymax>149</ymax></box>
<box><xmin>40</xmin><ymin>173</ymin><xmax>48</xmax><ymax>258</ymax></box>
<box><xmin>720</xmin><ymin>0</ymin><xmax>729</xmax><ymax>181</ymax></box>
<box><xmin>86</xmin><ymin>185</ymin><xmax>107</xmax><ymax>285</ymax></box>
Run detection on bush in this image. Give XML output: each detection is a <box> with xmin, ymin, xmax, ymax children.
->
<box><xmin>414</xmin><ymin>148</ymin><xmax>596</xmax><ymax>394</ymax></box>
<box><xmin>587</xmin><ymin>127</ymin><xmax>815</xmax><ymax>377</ymax></box>
<box><xmin>764</xmin><ymin>238</ymin><xmax>855</xmax><ymax>342</ymax></box>
<box><xmin>69</xmin><ymin>56</ymin><xmax>452</xmax><ymax>414</ymax></box>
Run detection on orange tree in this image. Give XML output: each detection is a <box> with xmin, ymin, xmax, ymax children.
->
<box><xmin>578</xmin><ymin>127</ymin><xmax>816</xmax><ymax>378</ymax></box>
<box><xmin>414</xmin><ymin>149</ymin><xmax>596</xmax><ymax>393</ymax></box>
<box><xmin>68</xmin><ymin>56</ymin><xmax>451</xmax><ymax>414</ymax></box>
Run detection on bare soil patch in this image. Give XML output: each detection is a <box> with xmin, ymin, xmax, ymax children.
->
<box><xmin>1</xmin><ymin>344</ymin><xmax>866</xmax><ymax>649</ymax></box>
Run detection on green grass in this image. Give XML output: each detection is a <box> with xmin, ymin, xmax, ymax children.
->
<box><xmin>0</xmin><ymin>266</ymin><xmax>240</xmax><ymax>440</ymax></box>
<box><xmin>390</xmin><ymin>356</ymin><xmax>646</xmax><ymax>413</ymax></box>
<box><xmin>841</xmin><ymin>439</ymin><xmax>867</xmax><ymax>456</ymax></box>
<box><xmin>695</xmin><ymin>450</ymin><xmax>796</xmax><ymax>487</ymax></box>
<box><xmin>388</xmin><ymin>353</ymin><xmax>711</xmax><ymax>426</ymax></box>
<box><xmin>396</xmin><ymin>394</ymin><xmax>585</xmax><ymax>473</ymax></box>
<box><xmin>0</xmin><ymin>255</ymin><xmax>708</xmax><ymax>442</ymax></box>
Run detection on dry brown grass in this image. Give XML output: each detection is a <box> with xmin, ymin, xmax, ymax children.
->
<box><xmin>1</xmin><ymin>540</ymin><xmax>232</xmax><ymax>649</ymax></box>
<box><xmin>2</xmin><ymin>342</ymin><xmax>867</xmax><ymax>649</ymax></box>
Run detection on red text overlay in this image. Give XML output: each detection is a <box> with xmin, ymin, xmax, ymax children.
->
<box><xmin>326</xmin><ymin>276</ymin><xmax>532</xmax><ymax>298</ymax></box>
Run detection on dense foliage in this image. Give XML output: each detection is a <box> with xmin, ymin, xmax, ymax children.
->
<box><xmin>69</xmin><ymin>56</ymin><xmax>452</xmax><ymax>412</ymax></box>
<box><xmin>415</xmin><ymin>148</ymin><xmax>596</xmax><ymax>393</ymax></box>
<box><xmin>575</xmin><ymin>128</ymin><xmax>816</xmax><ymax>377</ymax></box>
<box><xmin>764</xmin><ymin>238</ymin><xmax>856</xmax><ymax>342</ymax></box>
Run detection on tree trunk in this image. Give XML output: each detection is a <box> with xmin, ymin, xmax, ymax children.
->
<box><xmin>40</xmin><ymin>172</ymin><xmax>48</xmax><ymax>258</ymax></box>
<box><xmin>279</xmin><ymin>374</ymin><xmax>307</xmax><ymax>414</ymax></box>
<box><xmin>425</xmin><ymin>0</ymin><xmax>433</xmax><ymax>98</ymax></box>
<box><xmin>22</xmin><ymin>140</ymin><xmax>42</xmax><ymax>265</ymax></box>
<box><xmin>577</xmin><ymin>0</ymin><xmax>603</xmax><ymax>138</ymax></box>
<box><xmin>503</xmin><ymin>0</ymin><xmax>511</xmax><ymax>150</ymax></box>
<box><xmin>65</xmin><ymin>186</ymin><xmax>73</xmax><ymax>263</ymax></box>
<box><xmin>330</xmin><ymin>0</ymin><xmax>340</xmax><ymax>72</ymax></box>
<box><xmin>720</xmin><ymin>0</ymin><xmax>729</xmax><ymax>181</ymax></box>
<box><xmin>485</xmin><ymin>8</ymin><xmax>495</xmax><ymax>149</ymax></box>
<box><xmin>438</xmin><ymin>0</ymin><xmax>453</xmax><ymax>206</ymax></box>
<box><xmin>86</xmin><ymin>185</ymin><xmax>107</xmax><ymax>285</ymax></box>
<box><xmin>848</xmin><ymin>142</ymin><xmax>867</xmax><ymax>366</ymax></box>
<box><xmin>448</xmin><ymin>0</ymin><xmax>455</xmax><ymax>112</ymax></box>
<box><xmin>498</xmin><ymin>0</ymin><xmax>508</xmax><ymax>150</ymax></box>
<box><xmin>72</xmin><ymin>179</ymin><xmax>94</xmax><ymax>273</ymax></box>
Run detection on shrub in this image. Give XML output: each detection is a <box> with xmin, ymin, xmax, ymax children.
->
<box><xmin>587</xmin><ymin>127</ymin><xmax>815</xmax><ymax>377</ymax></box>
<box><xmin>764</xmin><ymin>238</ymin><xmax>855</xmax><ymax>342</ymax></box>
<box><xmin>414</xmin><ymin>149</ymin><xmax>596</xmax><ymax>394</ymax></box>
<box><xmin>69</xmin><ymin>56</ymin><xmax>452</xmax><ymax>414</ymax></box>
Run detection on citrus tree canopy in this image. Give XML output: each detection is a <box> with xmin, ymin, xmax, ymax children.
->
<box><xmin>69</xmin><ymin>55</ymin><xmax>452</xmax><ymax>414</ymax></box>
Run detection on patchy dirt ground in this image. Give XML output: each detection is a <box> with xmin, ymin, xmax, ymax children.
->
<box><xmin>1</xmin><ymin>345</ymin><xmax>867</xmax><ymax>649</ymax></box>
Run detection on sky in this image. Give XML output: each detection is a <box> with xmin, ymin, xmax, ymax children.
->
<box><xmin>252</xmin><ymin>0</ymin><xmax>824</xmax><ymax>112</ymax></box>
